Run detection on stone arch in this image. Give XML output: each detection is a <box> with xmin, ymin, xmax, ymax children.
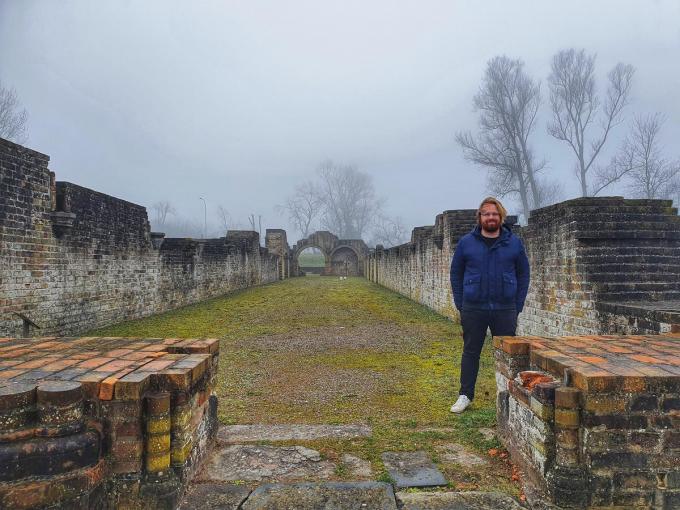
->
<box><xmin>293</xmin><ymin>244</ymin><xmax>329</xmax><ymax>275</ymax></box>
<box><xmin>330</xmin><ymin>245</ymin><xmax>360</xmax><ymax>276</ymax></box>
<box><xmin>291</xmin><ymin>231</ymin><xmax>368</xmax><ymax>276</ymax></box>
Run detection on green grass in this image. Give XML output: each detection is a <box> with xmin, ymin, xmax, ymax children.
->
<box><xmin>88</xmin><ymin>277</ymin><xmax>516</xmax><ymax>495</ymax></box>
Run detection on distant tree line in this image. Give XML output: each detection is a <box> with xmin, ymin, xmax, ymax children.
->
<box><xmin>457</xmin><ymin>48</ymin><xmax>679</xmax><ymax>221</ymax></box>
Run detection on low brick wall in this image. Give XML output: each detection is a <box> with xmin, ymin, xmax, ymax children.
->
<box><xmin>495</xmin><ymin>333</ymin><xmax>680</xmax><ymax>508</ymax></box>
<box><xmin>0</xmin><ymin>336</ymin><xmax>219</xmax><ymax>509</ymax></box>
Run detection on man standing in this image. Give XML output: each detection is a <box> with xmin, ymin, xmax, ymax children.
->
<box><xmin>449</xmin><ymin>197</ymin><xmax>530</xmax><ymax>413</ymax></box>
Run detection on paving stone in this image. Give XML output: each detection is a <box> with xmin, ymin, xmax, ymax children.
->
<box><xmin>240</xmin><ymin>482</ymin><xmax>397</xmax><ymax>510</ymax></box>
<box><xmin>178</xmin><ymin>483</ymin><xmax>251</xmax><ymax>510</ymax></box>
<box><xmin>435</xmin><ymin>443</ymin><xmax>488</xmax><ymax>466</ymax></box>
<box><xmin>341</xmin><ymin>454</ymin><xmax>372</xmax><ymax>478</ymax></box>
<box><xmin>396</xmin><ymin>491</ymin><xmax>523</xmax><ymax>510</ymax></box>
<box><xmin>381</xmin><ymin>451</ymin><xmax>446</xmax><ymax>489</ymax></box>
<box><xmin>197</xmin><ymin>445</ymin><xmax>336</xmax><ymax>482</ymax></box>
<box><xmin>217</xmin><ymin>424</ymin><xmax>372</xmax><ymax>443</ymax></box>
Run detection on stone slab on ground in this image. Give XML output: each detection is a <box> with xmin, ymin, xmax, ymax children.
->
<box><xmin>435</xmin><ymin>443</ymin><xmax>488</xmax><ymax>466</ymax></box>
<box><xmin>217</xmin><ymin>424</ymin><xmax>372</xmax><ymax>443</ymax></box>
<box><xmin>341</xmin><ymin>453</ymin><xmax>372</xmax><ymax>478</ymax></box>
<box><xmin>381</xmin><ymin>451</ymin><xmax>447</xmax><ymax>489</ymax></box>
<box><xmin>178</xmin><ymin>483</ymin><xmax>251</xmax><ymax>510</ymax></box>
<box><xmin>396</xmin><ymin>491</ymin><xmax>523</xmax><ymax>510</ymax></box>
<box><xmin>241</xmin><ymin>482</ymin><xmax>397</xmax><ymax>510</ymax></box>
<box><xmin>197</xmin><ymin>445</ymin><xmax>336</xmax><ymax>482</ymax></box>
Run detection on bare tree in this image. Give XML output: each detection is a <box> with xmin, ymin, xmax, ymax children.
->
<box><xmin>315</xmin><ymin>160</ymin><xmax>382</xmax><ymax>239</ymax></box>
<box><xmin>548</xmin><ymin>49</ymin><xmax>635</xmax><ymax>196</ymax></box>
<box><xmin>279</xmin><ymin>180</ymin><xmax>322</xmax><ymax>239</ymax></box>
<box><xmin>0</xmin><ymin>81</ymin><xmax>28</xmax><ymax>143</ymax></box>
<box><xmin>369</xmin><ymin>214</ymin><xmax>409</xmax><ymax>248</ymax></box>
<box><xmin>248</xmin><ymin>214</ymin><xmax>262</xmax><ymax>237</ymax></box>
<box><xmin>604</xmin><ymin>113</ymin><xmax>680</xmax><ymax>200</ymax></box>
<box><xmin>456</xmin><ymin>56</ymin><xmax>545</xmax><ymax>221</ymax></box>
<box><xmin>151</xmin><ymin>201</ymin><xmax>176</xmax><ymax>228</ymax></box>
<box><xmin>216</xmin><ymin>205</ymin><xmax>231</xmax><ymax>234</ymax></box>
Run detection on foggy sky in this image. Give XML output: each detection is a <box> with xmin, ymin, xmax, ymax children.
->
<box><xmin>1</xmin><ymin>1</ymin><xmax>679</xmax><ymax>242</ymax></box>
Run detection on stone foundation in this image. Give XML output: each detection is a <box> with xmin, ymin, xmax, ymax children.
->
<box><xmin>495</xmin><ymin>333</ymin><xmax>680</xmax><ymax>509</ymax></box>
<box><xmin>0</xmin><ymin>336</ymin><xmax>219</xmax><ymax>509</ymax></box>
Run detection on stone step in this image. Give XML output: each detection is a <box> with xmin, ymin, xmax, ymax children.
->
<box><xmin>216</xmin><ymin>424</ymin><xmax>372</xmax><ymax>444</ymax></box>
<box><xmin>178</xmin><ymin>484</ymin><xmax>250</xmax><ymax>510</ymax></box>
<box><xmin>381</xmin><ymin>451</ymin><xmax>447</xmax><ymax>489</ymax></box>
<box><xmin>240</xmin><ymin>482</ymin><xmax>398</xmax><ymax>510</ymax></box>
<box><xmin>396</xmin><ymin>491</ymin><xmax>524</xmax><ymax>510</ymax></box>
<box><xmin>196</xmin><ymin>445</ymin><xmax>337</xmax><ymax>484</ymax></box>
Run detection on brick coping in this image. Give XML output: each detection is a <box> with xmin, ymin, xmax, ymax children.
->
<box><xmin>0</xmin><ymin>336</ymin><xmax>219</xmax><ymax>402</ymax></box>
<box><xmin>494</xmin><ymin>333</ymin><xmax>680</xmax><ymax>393</ymax></box>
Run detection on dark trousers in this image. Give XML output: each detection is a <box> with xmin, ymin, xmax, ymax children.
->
<box><xmin>459</xmin><ymin>309</ymin><xmax>517</xmax><ymax>400</ymax></box>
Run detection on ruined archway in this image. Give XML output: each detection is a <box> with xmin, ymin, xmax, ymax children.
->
<box><xmin>330</xmin><ymin>245</ymin><xmax>360</xmax><ymax>276</ymax></box>
<box><xmin>297</xmin><ymin>246</ymin><xmax>327</xmax><ymax>275</ymax></box>
<box><xmin>291</xmin><ymin>231</ymin><xmax>368</xmax><ymax>276</ymax></box>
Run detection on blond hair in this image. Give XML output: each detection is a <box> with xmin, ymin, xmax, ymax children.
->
<box><xmin>477</xmin><ymin>197</ymin><xmax>507</xmax><ymax>226</ymax></box>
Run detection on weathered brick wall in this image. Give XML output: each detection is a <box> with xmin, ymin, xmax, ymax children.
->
<box><xmin>366</xmin><ymin>199</ymin><xmax>680</xmax><ymax>336</ymax></box>
<box><xmin>0</xmin><ymin>138</ymin><xmax>282</xmax><ymax>337</ymax></box>
<box><xmin>495</xmin><ymin>334</ymin><xmax>680</xmax><ymax>508</ymax></box>
<box><xmin>519</xmin><ymin>197</ymin><xmax>680</xmax><ymax>336</ymax></box>
<box><xmin>0</xmin><ymin>336</ymin><xmax>219</xmax><ymax>509</ymax></box>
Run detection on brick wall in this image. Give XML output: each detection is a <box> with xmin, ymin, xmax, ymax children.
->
<box><xmin>366</xmin><ymin>199</ymin><xmax>680</xmax><ymax>336</ymax></box>
<box><xmin>495</xmin><ymin>334</ymin><xmax>680</xmax><ymax>508</ymax></box>
<box><xmin>0</xmin><ymin>138</ymin><xmax>283</xmax><ymax>337</ymax></box>
<box><xmin>0</xmin><ymin>336</ymin><xmax>220</xmax><ymax>509</ymax></box>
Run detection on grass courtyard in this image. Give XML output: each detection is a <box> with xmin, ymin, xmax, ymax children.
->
<box><xmin>90</xmin><ymin>277</ymin><xmax>518</xmax><ymax>495</ymax></box>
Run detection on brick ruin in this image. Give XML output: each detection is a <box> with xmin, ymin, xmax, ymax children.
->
<box><xmin>3</xmin><ymin>137</ymin><xmax>680</xmax><ymax>508</ymax></box>
<box><xmin>0</xmin><ymin>336</ymin><xmax>219</xmax><ymax>509</ymax></box>
<box><xmin>0</xmin><ymin>138</ymin><xmax>283</xmax><ymax>338</ymax></box>
<box><xmin>494</xmin><ymin>334</ymin><xmax>680</xmax><ymax>508</ymax></box>
<box><xmin>291</xmin><ymin>231</ymin><xmax>369</xmax><ymax>277</ymax></box>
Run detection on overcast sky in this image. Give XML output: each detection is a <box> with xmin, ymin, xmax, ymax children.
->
<box><xmin>1</xmin><ymin>1</ymin><xmax>679</xmax><ymax>241</ymax></box>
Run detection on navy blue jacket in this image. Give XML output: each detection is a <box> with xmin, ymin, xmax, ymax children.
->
<box><xmin>450</xmin><ymin>225</ymin><xmax>530</xmax><ymax>313</ymax></box>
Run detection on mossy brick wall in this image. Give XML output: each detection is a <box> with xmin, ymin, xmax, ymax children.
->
<box><xmin>0</xmin><ymin>336</ymin><xmax>219</xmax><ymax>509</ymax></box>
<box><xmin>366</xmin><ymin>198</ymin><xmax>680</xmax><ymax>336</ymax></box>
<box><xmin>0</xmin><ymin>138</ymin><xmax>282</xmax><ymax>337</ymax></box>
<box><xmin>494</xmin><ymin>334</ymin><xmax>680</xmax><ymax>509</ymax></box>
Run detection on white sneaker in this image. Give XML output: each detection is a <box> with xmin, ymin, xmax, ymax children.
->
<box><xmin>450</xmin><ymin>395</ymin><xmax>471</xmax><ymax>413</ymax></box>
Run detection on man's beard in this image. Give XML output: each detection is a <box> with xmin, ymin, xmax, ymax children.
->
<box><xmin>482</xmin><ymin>221</ymin><xmax>500</xmax><ymax>233</ymax></box>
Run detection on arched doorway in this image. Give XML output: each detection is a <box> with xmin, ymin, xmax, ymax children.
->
<box><xmin>297</xmin><ymin>246</ymin><xmax>327</xmax><ymax>276</ymax></box>
<box><xmin>330</xmin><ymin>246</ymin><xmax>359</xmax><ymax>276</ymax></box>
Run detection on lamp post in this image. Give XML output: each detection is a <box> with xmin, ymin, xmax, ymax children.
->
<box><xmin>199</xmin><ymin>197</ymin><xmax>207</xmax><ymax>239</ymax></box>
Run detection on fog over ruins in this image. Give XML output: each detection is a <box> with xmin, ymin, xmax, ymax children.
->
<box><xmin>1</xmin><ymin>2</ymin><xmax>680</xmax><ymax>510</ymax></box>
